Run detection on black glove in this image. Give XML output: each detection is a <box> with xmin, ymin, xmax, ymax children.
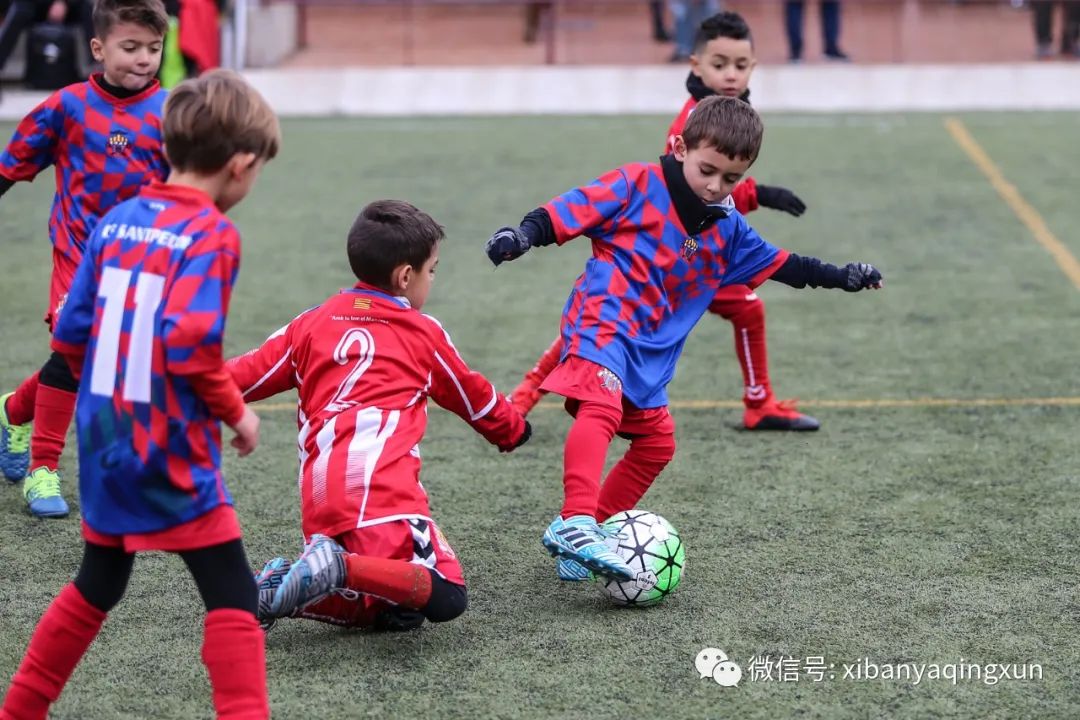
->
<box><xmin>842</xmin><ymin>263</ymin><xmax>883</xmax><ymax>292</ymax></box>
<box><xmin>485</xmin><ymin>226</ymin><xmax>531</xmax><ymax>266</ymax></box>
<box><xmin>756</xmin><ymin>185</ymin><xmax>806</xmax><ymax>217</ymax></box>
<box><xmin>502</xmin><ymin>420</ymin><xmax>532</xmax><ymax>452</ymax></box>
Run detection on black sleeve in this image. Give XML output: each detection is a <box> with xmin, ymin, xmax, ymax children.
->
<box><xmin>0</xmin><ymin>177</ymin><xmax>14</xmax><ymax>199</ymax></box>
<box><xmin>769</xmin><ymin>253</ymin><xmax>848</xmax><ymax>289</ymax></box>
<box><xmin>520</xmin><ymin>207</ymin><xmax>557</xmax><ymax>248</ymax></box>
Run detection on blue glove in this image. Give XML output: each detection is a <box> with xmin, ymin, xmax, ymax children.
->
<box><xmin>486</xmin><ymin>226</ymin><xmax>531</xmax><ymax>266</ymax></box>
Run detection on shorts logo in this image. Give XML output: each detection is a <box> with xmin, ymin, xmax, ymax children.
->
<box><xmin>432</xmin><ymin>523</ymin><xmax>456</xmax><ymax>559</ymax></box>
<box><xmin>107</xmin><ymin>131</ymin><xmax>130</xmax><ymax>156</ymax></box>
<box><xmin>682</xmin><ymin>236</ymin><xmax>699</xmax><ymax>261</ymax></box>
<box><xmin>597</xmin><ymin>368</ymin><xmax>622</xmax><ymax>395</ymax></box>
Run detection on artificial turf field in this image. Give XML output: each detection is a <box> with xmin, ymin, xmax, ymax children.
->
<box><xmin>0</xmin><ymin>112</ymin><xmax>1078</xmax><ymax>719</ymax></box>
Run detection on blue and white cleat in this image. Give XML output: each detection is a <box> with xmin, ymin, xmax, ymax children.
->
<box><xmin>0</xmin><ymin>392</ymin><xmax>31</xmax><ymax>482</ymax></box>
<box><xmin>254</xmin><ymin>557</ymin><xmax>292</xmax><ymax>631</ymax></box>
<box><xmin>542</xmin><ymin>514</ymin><xmax>634</xmax><ymax>581</ymax></box>
<box><xmin>556</xmin><ymin>556</ymin><xmax>593</xmax><ymax>582</ymax></box>
<box><xmin>23</xmin><ymin>467</ymin><xmax>69</xmax><ymax>518</ymax></box>
<box><xmin>270</xmin><ymin>534</ymin><xmax>348</xmax><ymax>618</ymax></box>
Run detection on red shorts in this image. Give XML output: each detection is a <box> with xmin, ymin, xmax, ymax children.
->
<box><xmin>337</xmin><ymin>518</ymin><xmax>464</xmax><ymax>586</ymax></box>
<box><xmin>81</xmin><ymin>504</ymin><xmax>243</xmax><ymax>553</ymax></box>
<box><xmin>298</xmin><ymin>518</ymin><xmax>464</xmax><ymax>628</ymax></box>
<box><xmin>708</xmin><ymin>283</ymin><xmax>760</xmax><ymax>317</ymax></box>
<box><xmin>46</xmin><ymin>249</ymin><xmax>80</xmax><ymax>331</ymax></box>
<box><xmin>541</xmin><ymin>355</ymin><xmax>675</xmax><ymax>437</ymax></box>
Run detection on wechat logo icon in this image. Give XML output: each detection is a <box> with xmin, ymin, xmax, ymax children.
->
<box><xmin>695</xmin><ymin>647</ymin><xmax>743</xmax><ymax>688</ymax></box>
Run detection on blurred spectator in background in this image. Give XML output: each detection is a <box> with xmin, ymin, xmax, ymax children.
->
<box><xmin>524</xmin><ymin>1</ymin><xmax>544</xmax><ymax>43</ymax></box>
<box><xmin>669</xmin><ymin>0</ymin><xmax>720</xmax><ymax>61</ymax></box>
<box><xmin>0</xmin><ymin>0</ymin><xmax>93</xmax><ymax>78</ymax></box>
<box><xmin>1031</xmin><ymin>0</ymin><xmax>1080</xmax><ymax>58</ymax></box>
<box><xmin>650</xmin><ymin>0</ymin><xmax>670</xmax><ymax>42</ymax></box>
<box><xmin>785</xmin><ymin>0</ymin><xmax>849</xmax><ymax>62</ymax></box>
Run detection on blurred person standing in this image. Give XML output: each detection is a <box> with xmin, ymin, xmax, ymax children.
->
<box><xmin>785</xmin><ymin>0</ymin><xmax>849</xmax><ymax>62</ymax></box>
<box><xmin>1031</xmin><ymin>0</ymin><xmax>1080</xmax><ymax>58</ymax></box>
<box><xmin>669</xmin><ymin>0</ymin><xmax>719</xmax><ymax>61</ymax></box>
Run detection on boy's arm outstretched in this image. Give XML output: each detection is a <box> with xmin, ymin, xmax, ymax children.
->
<box><xmin>425</xmin><ymin>318</ymin><xmax>531</xmax><ymax>452</ymax></box>
<box><xmin>227</xmin><ymin>316</ymin><xmax>305</xmax><ymax>403</ymax></box>
<box><xmin>485</xmin><ymin>167</ymin><xmax>631</xmax><ymax>265</ymax></box>
<box><xmin>0</xmin><ymin>93</ymin><xmax>65</xmax><ymax>198</ymax></box>
<box><xmin>723</xmin><ymin>213</ymin><xmax>883</xmax><ymax>292</ymax></box>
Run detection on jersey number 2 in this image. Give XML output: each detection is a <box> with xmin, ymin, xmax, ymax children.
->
<box><xmin>90</xmin><ymin>266</ymin><xmax>165</xmax><ymax>403</ymax></box>
<box><xmin>325</xmin><ymin>328</ymin><xmax>376</xmax><ymax>413</ymax></box>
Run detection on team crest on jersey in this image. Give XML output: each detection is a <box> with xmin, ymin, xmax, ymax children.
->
<box><xmin>107</xmin><ymin>131</ymin><xmax>130</xmax><ymax>156</ymax></box>
<box><xmin>597</xmin><ymin>368</ymin><xmax>622</xmax><ymax>395</ymax></box>
<box><xmin>681</xmin><ymin>236</ymin><xmax>699</xmax><ymax>261</ymax></box>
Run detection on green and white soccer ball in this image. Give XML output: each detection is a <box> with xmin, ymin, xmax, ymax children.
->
<box><xmin>599</xmin><ymin>510</ymin><xmax>685</xmax><ymax>607</ymax></box>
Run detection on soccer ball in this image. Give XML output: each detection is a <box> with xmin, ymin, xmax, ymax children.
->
<box><xmin>598</xmin><ymin>510</ymin><xmax>685</xmax><ymax>607</ymax></box>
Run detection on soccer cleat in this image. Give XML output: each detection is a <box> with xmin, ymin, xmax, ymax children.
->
<box><xmin>556</xmin><ymin>556</ymin><xmax>593</xmax><ymax>582</ymax></box>
<box><xmin>0</xmin><ymin>392</ymin><xmax>31</xmax><ymax>482</ymax></box>
<box><xmin>23</xmin><ymin>467</ymin><xmax>69</xmax><ymax>518</ymax></box>
<box><xmin>509</xmin><ymin>382</ymin><xmax>545</xmax><ymax>416</ymax></box>
<box><xmin>542</xmin><ymin>515</ymin><xmax>634</xmax><ymax>581</ymax></box>
<box><xmin>743</xmin><ymin>398</ymin><xmax>820</xmax><ymax>432</ymax></box>
<box><xmin>270</xmin><ymin>534</ymin><xmax>348</xmax><ymax>618</ymax></box>
<box><xmin>254</xmin><ymin>557</ymin><xmax>292</xmax><ymax>631</ymax></box>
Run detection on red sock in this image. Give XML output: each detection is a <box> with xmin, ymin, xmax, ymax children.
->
<box><xmin>344</xmin><ymin>555</ymin><xmax>433</xmax><ymax>608</ymax></box>
<box><xmin>201</xmin><ymin>609</ymin><xmax>268</xmax><ymax>720</ymax></box>
<box><xmin>597</xmin><ymin>432</ymin><xmax>677</xmax><ymax>521</ymax></box>
<box><xmin>4</xmin><ymin>372</ymin><xmax>40</xmax><ymax>427</ymax></box>
<box><xmin>29</xmin><ymin>385</ymin><xmax>76</xmax><ymax>472</ymax></box>
<box><xmin>560</xmin><ymin>401</ymin><xmax>622</xmax><ymax>519</ymax></box>
<box><xmin>726</xmin><ymin>296</ymin><xmax>772</xmax><ymax>409</ymax></box>
<box><xmin>1</xmin><ymin>584</ymin><xmax>106</xmax><ymax>720</ymax></box>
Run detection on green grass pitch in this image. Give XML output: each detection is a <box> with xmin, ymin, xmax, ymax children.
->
<box><xmin>1</xmin><ymin>112</ymin><xmax>1079</xmax><ymax>718</ymax></box>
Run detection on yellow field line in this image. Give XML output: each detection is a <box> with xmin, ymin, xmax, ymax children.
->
<box><xmin>254</xmin><ymin>396</ymin><xmax>1080</xmax><ymax>412</ymax></box>
<box><xmin>944</xmin><ymin>117</ymin><xmax>1080</xmax><ymax>291</ymax></box>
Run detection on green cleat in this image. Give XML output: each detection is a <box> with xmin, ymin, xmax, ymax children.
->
<box><xmin>23</xmin><ymin>467</ymin><xmax>70</xmax><ymax>519</ymax></box>
<box><xmin>0</xmin><ymin>392</ymin><xmax>31</xmax><ymax>482</ymax></box>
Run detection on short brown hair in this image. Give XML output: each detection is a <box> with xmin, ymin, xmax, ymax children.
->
<box><xmin>347</xmin><ymin>201</ymin><xmax>444</xmax><ymax>288</ymax></box>
<box><xmin>681</xmin><ymin>95</ymin><xmax>763</xmax><ymax>162</ymax></box>
<box><xmin>163</xmin><ymin>69</ymin><xmax>281</xmax><ymax>174</ymax></box>
<box><xmin>92</xmin><ymin>0</ymin><xmax>168</xmax><ymax>39</ymax></box>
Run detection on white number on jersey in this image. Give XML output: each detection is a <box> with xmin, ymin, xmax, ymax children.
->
<box><xmin>325</xmin><ymin>328</ymin><xmax>376</xmax><ymax>413</ymax></box>
<box><xmin>90</xmin><ymin>266</ymin><xmax>166</xmax><ymax>403</ymax></box>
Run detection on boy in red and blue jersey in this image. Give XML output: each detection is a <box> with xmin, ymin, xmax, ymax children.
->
<box><xmin>510</xmin><ymin>12</ymin><xmax>821</xmax><ymax>433</ymax></box>
<box><xmin>486</xmin><ymin>96</ymin><xmax>883</xmax><ymax>581</ymax></box>
<box><xmin>0</xmin><ymin>0</ymin><xmax>170</xmax><ymax>518</ymax></box>
<box><xmin>0</xmin><ymin>70</ymin><xmax>280</xmax><ymax>720</ymax></box>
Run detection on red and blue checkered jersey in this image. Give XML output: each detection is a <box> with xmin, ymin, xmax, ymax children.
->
<box><xmin>545</xmin><ymin>161</ymin><xmax>788</xmax><ymax>408</ymax></box>
<box><xmin>51</xmin><ymin>182</ymin><xmax>243</xmax><ymax>535</ymax></box>
<box><xmin>0</xmin><ymin>75</ymin><xmax>168</xmax><ymax>262</ymax></box>
<box><xmin>227</xmin><ymin>285</ymin><xmax>526</xmax><ymax>539</ymax></box>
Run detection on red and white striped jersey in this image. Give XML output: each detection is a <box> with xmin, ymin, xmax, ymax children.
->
<box><xmin>227</xmin><ymin>283</ymin><xmax>527</xmax><ymax>539</ymax></box>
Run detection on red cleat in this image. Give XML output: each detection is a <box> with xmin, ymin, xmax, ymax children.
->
<box><xmin>743</xmin><ymin>398</ymin><xmax>820</xmax><ymax>431</ymax></box>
